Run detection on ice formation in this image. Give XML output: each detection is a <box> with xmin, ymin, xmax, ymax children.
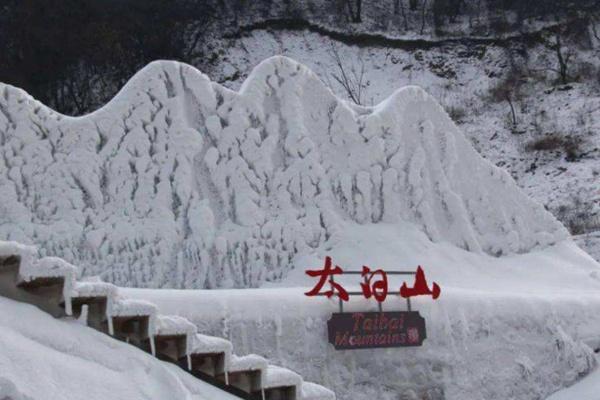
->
<box><xmin>0</xmin><ymin>56</ymin><xmax>568</xmax><ymax>288</ymax></box>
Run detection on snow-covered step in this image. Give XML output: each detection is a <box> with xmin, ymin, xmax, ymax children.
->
<box><xmin>188</xmin><ymin>333</ymin><xmax>233</xmax><ymax>377</ymax></box>
<box><xmin>12</xmin><ymin>255</ymin><xmax>76</xmax><ymax>318</ymax></box>
<box><xmin>108</xmin><ymin>298</ymin><xmax>157</xmax><ymax>347</ymax></box>
<box><xmin>0</xmin><ymin>242</ymin><xmax>30</xmax><ymax>292</ymax></box>
<box><xmin>0</xmin><ymin>242</ymin><xmax>336</xmax><ymax>400</ymax></box>
<box><xmin>218</xmin><ymin>354</ymin><xmax>268</xmax><ymax>393</ymax></box>
<box><xmin>301</xmin><ymin>382</ymin><xmax>336</xmax><ymax>400</ymax></box>
<box><xmin>261</xmin><ymin>365</ymin><xmax>303</xmax><ymax>400</ymax></box>
<box><xmin>67</xmin><ymin>280</ymin><xmax>118</xmax><ymax>333</ymax></box>
<box><xmin>151</xmin><ymin>314</ymin><xmax>197</xmax><ymax>364</ymax></box>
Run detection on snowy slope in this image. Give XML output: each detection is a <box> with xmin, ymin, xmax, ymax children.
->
<box><xmin>122</xmin><ymin>221</ymin><xmax>600</xmax><ymax>400</ymax></box>
<box><xmin>0</xmin><ymin>56</ymin><xmax>569</xmax><ymax>288</ymax></box>
<box><xmin>0</xmin><ymin>297</ymin><xmax>240</xmax><ymax>400</ymax></box>
<box><xmin>547</xmin><ymin>355</ymin><xmax>600</xmax><ymax>400</ymax></box>
<box><xmin>117</xmin><ymin>218</ymin><xmax>600</xmax><ymax>400</ymax></box>
<box><xmin>200</xmin><ymin>28</ymin><xmax>600</xmax><ymax>260</ymax></box>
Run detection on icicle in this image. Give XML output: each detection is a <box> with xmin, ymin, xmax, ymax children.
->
<box><xmin>261</xmin><ymin>388</ymin><xmax>265</xmax><ymax>400</ymax></box>
<box><xmin>108</xmin><ymin>316</ymin><xmax>114</xmax><ymax>336</ymax></box>
<box><xmin>77</xmin><ymin>305</ymin><xmax>88</xmax><ymax>326</ymax></box>
<box><xmin>150</xmin><ymin>336</ymin><xmax>156</xmax><ymax>356</ymax></box>
<box><xmin>187</xmin><ymin>354</ymin><xmax>192</xmax><ymax>371</ymax></box>
<box><xmin>225</xmin><ymin>369</ymin><xmax>229</xmax><ymax>385</ymax></box>
<box><xmin>64</xmin><ymin>295</ymin><xmax>73</xmax><ymax>316</ymax></box>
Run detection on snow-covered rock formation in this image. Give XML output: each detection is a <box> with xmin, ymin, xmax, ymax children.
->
<box><xmin>0</xmin><ymin>56</ymin><xmax>568</xmax><ymax>288</ymax></box>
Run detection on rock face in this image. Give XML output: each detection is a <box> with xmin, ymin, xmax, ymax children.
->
<box><xmin>0</xmin><ymin>57</ymin><xmax>567</xmax><ymax>288</ymax></box>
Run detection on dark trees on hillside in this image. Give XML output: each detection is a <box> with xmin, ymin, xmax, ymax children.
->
<box><xmin>344</xmin><ymin>0</ymin><xmax>363</xmax><ymax>23</ymax></box>
<box><xmin>0</xmin><ymin>0</ymin><xmax>213</xmax><ymax>115</ymax></box>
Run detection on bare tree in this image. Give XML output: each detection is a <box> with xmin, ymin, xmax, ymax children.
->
<box><xmin>393</xmin><ymin>0</ymin><xmax>409</xmax><ymax>30</ymax></box>
<box><xmin>488</xmin><ymin>68</ymin><xmax>525</xmax><ymax>132</ymax></box>
<box><xmin>420</xmin><ymin>0</ymin><xmax>428</xmax><ymax>35</ymax></box>
<box><xmin>590</xmin><ymin>11</ymin><xmax>600</xmax><ymax>41</ymax></box>
<box><xmin>345</xmin><ymin>0</ymin><xmax>362</xmax><ymax>23</ymax></box>
<box><xmin>328</xmin><ymin>44</ymin><xmax>368</xmax><ymax>106</ymax></box>
<box><xmin>542</xmin><ymin>28</ymin><xmax>574</xmax><ymax>85</ymax></box>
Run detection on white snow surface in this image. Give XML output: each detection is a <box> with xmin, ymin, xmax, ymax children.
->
<box><xmin>0</xmin><ymin>56</ymin><xmax>570</xmax><ymax>288</ymax></box>
<box><xmin>546</xmin><ymin>355</ymin><xmax>600</xmax><ymax>400</ymax></box>
<box><xmin>155</xmin><ymin>314</ymin><xmax>197</xmax><ymax>336</ymax></box>
<box><xmin>263</xmin><ymin>365</ymin><xmax>303</xmax><ymax>390</ymax></box>
<box><xmin>0</xmin><ymin>241</ymin><xmax>36</xmax><ymax>264</ymax></box>
<box><xmin>72</xmin><ymin>280</ymin><xmax>118</xmax><ymax>298</ymax></box>
<box><xmin>122</xmin><ymin>220</ymin><xmax>600</xmax><ymax>400</ymax></box>
<box><xmin>17</xmin><ymin>256</ymin><xmax>78</xmax><ymax>316</ymax></box>
<box><xmin>228</xmin><ymin>354</ymin><xmax>268</xmax><ymax>372</ymax></box>
<box><xmin>0</xmin><ymin>296</ymin><xmax>240</xmax><ymax>400</ymax></box>
<box><xmin>301</xmin><ymin>382</ymin><xmax>336</xmax><ymax>400</ymax></box>
<box><xmin>192</xmin><ymin>333</ymin><xmax>233</xmax><ymax>354</ymax></box>
<box><xmin>109</xmin><ymin>297</ymin><xmax>157</xmax><ymax>317</ymax></box>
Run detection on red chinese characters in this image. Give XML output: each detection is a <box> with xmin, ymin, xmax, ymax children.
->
<box><xmin>305</xmin><ymin>257</ymin><xmax>441</xmax><ymax>302</ymax></box>
<box><xmin>400</xmin><ymin>265</ymin><xmax>441</xmax><ymax>300</ymax></box>
<box><xmin>304</xmin><ymin>256</ymin><xmax>349</xmax><ymax>301</ymax></box>
<box><xmin>360</xmin><ymin>266</ymin><xmax>388</xmax><ymax>302</ymax></box>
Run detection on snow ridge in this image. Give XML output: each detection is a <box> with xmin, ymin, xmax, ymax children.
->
<box><xmin>0</xmin><ymin>56</ymin><xmax>567</xmax><ymax>288</ymax></box>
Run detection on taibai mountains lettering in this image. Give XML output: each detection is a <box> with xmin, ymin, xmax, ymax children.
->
<box><xmin>327</xmin><ymin>311</ymin><xmax>427</xmax><ymax>350</ymax></box>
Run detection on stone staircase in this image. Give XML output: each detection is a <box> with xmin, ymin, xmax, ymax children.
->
<box><xmin>0</xmin><ymin>241</ymin><xmax>335</xmax><ymax>400</ymax></box>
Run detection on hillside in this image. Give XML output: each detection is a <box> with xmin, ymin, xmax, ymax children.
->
<box><xmin>0</xmin><ymin>56</ymin><xmax>575</xmax><ymax>288</ymax></box>
<box><xmin>2</xmin><ymin>0</ymin><xmax>599</xmax><ymax>255</ymax></box>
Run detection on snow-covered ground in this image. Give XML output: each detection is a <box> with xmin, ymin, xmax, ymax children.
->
<box><xmin>116</xmin><ymin>220</ymin><xmax>600</xmax><ymax>400</ymax></box>
<box><xmin>546</xmin><ymin>355</ymin><xmax>600</xmax><ymax>400</ymax></box>
<box><xmin>576</xmin><ymin>232</ymin><xmax>600</xmax><ymax>264</ymax></box>
<box><xmin>0</xmin><ymin>296</ymin><xmax>239</xmax><ymax>400</ymax></box>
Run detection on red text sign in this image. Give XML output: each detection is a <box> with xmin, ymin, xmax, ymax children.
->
<box><xmin>305</xmin><ymin>257</ymin><xmax>441</xmax><ymax>302</ymax></box>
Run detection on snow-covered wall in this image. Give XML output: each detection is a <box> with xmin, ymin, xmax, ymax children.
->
<box><xmin>0</xmin><ymin>57</ymin><xmax>567</xmax><ymax>288</ymax></box>
<box><xmin>125</xmin><ymin>282</ymin><xmax>600</xmax><ymax>400</ymax></box>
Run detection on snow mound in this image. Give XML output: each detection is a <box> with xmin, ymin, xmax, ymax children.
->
<box><xmin>0</xmin><ymin>56</ymin><xmax>569</xmax><ymax>288</ymax></box>
<box><xmin>0</xmin><ymin>297</ymin><xmax>239</xmax><ymax>400</ymax></box>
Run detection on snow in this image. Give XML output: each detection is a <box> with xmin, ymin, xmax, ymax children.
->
<box><xmin>301</xmin><ymin>382</ymin><xmax>336</xmax><ymax>400</ymax></box>
<box><xmin>191</xmin><ymin>333</ymin><xmax>233</xmax><ymax>355</ymax></box>
<box><xmin>0</xmin><ymin>296</ymin><xmax>241</xmax><ymax>400</ymax></box>
<box><xmin>109</xmin><ymin>298</ymin><xmax>157</xmax><ymax>317</ymax></box>
<box><xmin>72</xmin><ymin>280</ymin><xmax>118</xmax><ymax>298</ymax></box>
<box><xmin>546</xmin><ymin>356</ymin><xmax>600</xmax><ymax>400</ymax></box>
<box><xmin>17</xmin><ymin>256</ymin><xmax>78</xmax><ymax>316</ymax></box>
<box><xmin>227</xmin><ymin>354</ymin><xmax>268</xmax><ymax>373</ymax></box>
<box><xmin>121</xmin><ymin>219</ymin><xmax>600</xmax><ymax>400</ymax></box>
<box><xmin>0</xmin><ymin>56</ymin><xmax>573</xmax><ymax>289</ymax></box>
<box><xmin>199</xmin><ymin>28</ymin><xmax>600</xmax><ymax>262</ymax></box>
<box><xmin>1</xmin><ymin>53</ymin><xmax>600</xmax><ymax>399</ymax></box>
<box><xmin>576</xmin><ymin>232</ymin><xmax>600</xmax><ymax>264</ymax></box>
<box><xmin>263</xmin><ymin>365</ymin><xmax>303</xmax><ymax>390</ymax></box>
<box><xmin>0</xmin><ymin>241</ymin><xmax>36</xmax><ymax>265</ymax></box>
<box><xmin>155</xmin><ymin>314</ymin><xmax>197</xmax><ymax>336</ymax></box>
